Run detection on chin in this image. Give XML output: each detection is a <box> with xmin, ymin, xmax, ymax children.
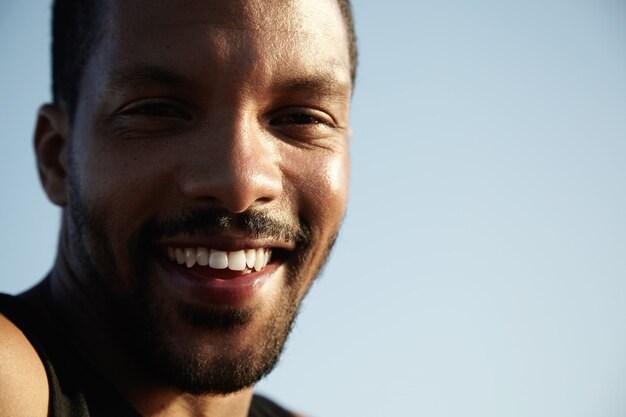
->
<box><xmin>118</xmin><ymin>260</ymin><xmax>304</xmax><ymax>394</ymax></box>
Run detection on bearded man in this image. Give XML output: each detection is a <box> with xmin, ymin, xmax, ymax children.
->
<box><xmin>0</xmin><ymin>0</ymin><xmax>357</xmax><ymax>416</ymax></box>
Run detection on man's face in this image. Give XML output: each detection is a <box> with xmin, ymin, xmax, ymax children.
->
<box><xmin>63</xmin><ymin>0</ymin><xmax>351</xmax><ymax>393</ymax></box>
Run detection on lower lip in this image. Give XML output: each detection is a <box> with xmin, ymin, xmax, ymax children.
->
<box><xmin>156</xmin><ymin>259</ymin><xmax>278</xmax><ymax>306</ymax></box>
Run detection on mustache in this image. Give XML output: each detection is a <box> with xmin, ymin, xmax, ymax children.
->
<box><xmin>138</xmin><ymin>207</ymin><xmax>311</xmax><ymax>247</ymax></box>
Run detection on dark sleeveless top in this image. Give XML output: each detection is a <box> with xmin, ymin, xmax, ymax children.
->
<box><xmin>0</xmin><ymin>292</ymin><xmax>294</xmax><ymax>417</ymax></box>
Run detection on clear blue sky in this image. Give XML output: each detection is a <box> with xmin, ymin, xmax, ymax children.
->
<box><xmin>1</xmin><ymin>1</ymin><xmax>625</xmax><ymax>416</ymax></box>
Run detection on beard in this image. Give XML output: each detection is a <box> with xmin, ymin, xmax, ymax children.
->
<box><xmin>65</xmin><ymin>178</ymin><xmax>335</xmax><ymax>394</ymax></box>
<box><xmin>128</xmin><ymin>268</ymin><xmax>301</xmax><ymax>394</ymax></box>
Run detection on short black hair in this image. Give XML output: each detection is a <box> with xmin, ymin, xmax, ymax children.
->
<box><xmin>337</xmin><ymin>0</ymin><xmax>358</xmax><ymax>86</ymax></box>
<box><xmin>51</xmin><ymin>0</ymin><xmax>358</xmax><ymax>122</ymax></box>
<box><xmin>51</xmin><ymin>0</ymin><xmax>103</xmax><ymax>121</ymax></box>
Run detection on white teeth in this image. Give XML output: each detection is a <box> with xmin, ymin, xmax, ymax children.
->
<box><xmin>228</xmin><ymin>250</ymin><xmax>247</xmax><ymax>271</ymax></box>
<box><xmin>245</xmin><ymin>249</ymin><xmax>256</xmax><ymax>268</ymax></box>
<box><xmin>253</xmin><ymin>249</ymin><xmax>265</xmax><ymax>272</ymax></box>
<box><xmin>209</xmin><ymin>250</ymin><xmax>229</xmax><ymax>269</ymax></box>
<box><xmin>184</xmin><ymin>248</ymin><xmax>196</xmax><ymax>268</ymax></box>
<box><xmin>168</xmin><ymin>246</ymin><xmax>272</xmax><ymax>271</ymax></box>
<box><xmin>167</xmin><ymin>247</ymin><xmax>176</xmax><ymax>262</ymax></box>
<box><xmin>175</xmin><ymin>248</ymin><xmax>185</xmax><ymax>265</ymax></box>
<box><xmin>196</xmin><ymin>247</ymin><xmax>209</xmax><ymax>266</ymax></box>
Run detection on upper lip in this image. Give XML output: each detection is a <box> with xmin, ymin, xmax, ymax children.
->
<box><xmin>155</xmin><ymin>233</ymin><xmax>296</xmax><ymax>252</ymax></box>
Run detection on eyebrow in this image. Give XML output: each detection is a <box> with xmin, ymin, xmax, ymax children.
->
<box><xmin>107</xmin><ymin>65</ymin><xmax>194</xmax><ymax>93</ymax></box>
<box><xmin>106</xmin><ymin>64</ymin><xmax>351</xmax><ymax>99</ymax></box>
<box><xmin>273</xmin><ymin>75</ymin><xmax>352</xmax><ymax>100</ymax></box>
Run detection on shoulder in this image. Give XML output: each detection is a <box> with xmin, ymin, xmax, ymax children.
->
<box><xmin>0</xmin><ymin>314</ymin><xmax>49</xmax><ymax>417</ymax></box>
<box><xmin>251</xmin><ymin>394</ymin><xmax>312</xmax><ymax>417</ymax></box>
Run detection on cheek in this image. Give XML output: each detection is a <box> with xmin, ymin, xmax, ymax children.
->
<box><xmin>325</xmin><ymin>150</ymin><xmax>350</xmax><ymax>204</ymax></box>
<box><xmin>70</xmin><ymin>135</ymin><xmax>178</xmax><ymax>249</ymax></box>
<box><xmin>76</xmin><ymin>152</ymin><xmax>149</xmax><ymax>218</ymax></box>
<box><xmin>285</xmin><ymin>148</ymin><xmax>350</xmax><ymax>235</ymax></box>
<box><xmin>76</xmin><ymin>117</ymin><xmax>180</xmax><ymax>197</ymax></box>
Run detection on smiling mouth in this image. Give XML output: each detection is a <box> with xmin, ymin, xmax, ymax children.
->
<box><xmin>166</xmin><ymin>246</ymin><xmax>273</xmax><ymax>272</ymax></box>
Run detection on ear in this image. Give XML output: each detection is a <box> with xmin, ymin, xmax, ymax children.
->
<box><xmin>34</xmin><ymin>104</ymin><xmax>70</xmax><ymax>207</ymax></box>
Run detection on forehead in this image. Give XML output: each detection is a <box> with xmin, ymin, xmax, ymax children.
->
<box><xmin>109</xmin><ymin>0</ymin><xmax>342</xmax><ymax>34</ymax></box>
<box><xmin>89</xmin><ymin>0</ymin><xmax>351</xmax><ymax>92</ymax></box>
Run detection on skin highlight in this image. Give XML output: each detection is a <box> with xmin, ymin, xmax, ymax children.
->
<box><xmin>19</xmin><ymin>0</ymin><xmax>353</xmax><ymax>416</ymax></box>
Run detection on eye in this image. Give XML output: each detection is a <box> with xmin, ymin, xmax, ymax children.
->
<box><xmin>118</xmin><ymin>100</ymin><xmax>192</xmax><ymax>120</ymax></box>
<box><xmin>266</xmin><ymin>107</ymin><xmax>341</xmax><ymax>145</ymax></box>
<box><xmin>109</xmin><ymin>99</ymin><xmax>194</xmax><ymax>138</ymax></box>
<box><xmin>270</xmin><ymin>112</ymin><xmax>331</xmax><ymax>127</ymax></box>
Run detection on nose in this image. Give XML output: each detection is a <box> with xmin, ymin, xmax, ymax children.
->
<box><xmin>177</xmin><ymin>113</ymin><xmax>282</xmax><ymax>213</ymax></box>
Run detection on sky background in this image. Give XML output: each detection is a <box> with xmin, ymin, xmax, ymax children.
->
<box><xmin>1</xmin><ymin>1</ymin><xmax>626</xmax><ymax>416</ymax></box>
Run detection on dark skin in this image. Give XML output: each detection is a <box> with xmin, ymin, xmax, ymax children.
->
<box><xmin>0</xmin><ymin>0</ymin><xmax>352</xmax><ymax>416</ymax></box>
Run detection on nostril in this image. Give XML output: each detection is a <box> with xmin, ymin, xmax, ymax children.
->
<box><xmin>177</xmin><ymin>166</ymin><xmax>282</xmax><ymax>213</ymax></box>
